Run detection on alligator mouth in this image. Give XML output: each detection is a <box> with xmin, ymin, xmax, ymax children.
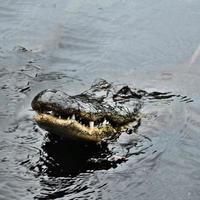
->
<box><xmin>34</xmin><ymin>110</ymin><xmax>133</xmax><ymax>142</ymax></box>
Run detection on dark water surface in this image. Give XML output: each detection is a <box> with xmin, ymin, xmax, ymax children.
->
<box><xmin>1</xmin><ymin>0</ymin><xmax>200</xmax><ymax>199</ymax></box>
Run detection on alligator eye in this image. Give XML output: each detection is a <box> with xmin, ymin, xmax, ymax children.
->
<box><xmin>118</xmin><ymin>86</ymin><xmax>132</xmax><ymax>94</ymax></box>
<box><xmin>113</xmin><ymin>86</ymin><xmax>142</xmax><ymax>100</ymax></box>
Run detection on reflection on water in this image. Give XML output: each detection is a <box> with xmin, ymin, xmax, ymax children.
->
<box><xmin>33</xmin><ymin>135</ymin><xmax>123</xmax><ymax>177</ymax></box>
<box><xmin>1</xmin><ymin>0</ymin><xmax>200</xmax><ymax>199</ymax></box>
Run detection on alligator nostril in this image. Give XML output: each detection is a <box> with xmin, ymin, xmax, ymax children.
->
<box><xmin>126</xmin><ymin>128</ymin><xmax>133</xmax><ymax>135</ymax></box>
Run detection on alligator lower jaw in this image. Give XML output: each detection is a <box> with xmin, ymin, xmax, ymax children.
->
<box><xmin>34</xmin><ymin>113</ymin><xmax>118</xmax><ymax>142</ymax></box>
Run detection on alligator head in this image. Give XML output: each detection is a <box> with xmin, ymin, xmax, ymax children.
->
<box><xmin>32</xmin><ymin>80</ymin><xmax>146</xmax><ymax>142</ymax></box>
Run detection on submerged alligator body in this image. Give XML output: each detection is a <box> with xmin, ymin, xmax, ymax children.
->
<box><xmin>32</xmin><ymin>79</ymin><xmax>173</xmax><ymax>142</ymax></box>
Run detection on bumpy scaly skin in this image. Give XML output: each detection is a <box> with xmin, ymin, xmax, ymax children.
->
<box><xmin>31</xmin><ymin>80</ymin><xmax>145</xmax><ymax>142</ymax></box>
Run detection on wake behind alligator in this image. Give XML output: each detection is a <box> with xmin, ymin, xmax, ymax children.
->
<box><xmin>31</xmin><ymin>79</ymin><xmax>181</xmax><ymax>143</ymax></box>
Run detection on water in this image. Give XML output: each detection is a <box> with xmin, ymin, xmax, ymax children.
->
<box><xmin>1</xmin><ymin>0</ymin><xmax>200</xmax><ymax>199</ymax></box>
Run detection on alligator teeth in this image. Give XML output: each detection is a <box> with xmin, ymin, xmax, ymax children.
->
<box><xmin>103</xmin><ymin>118</ymin><xmax>107</xmax><ymax>125</ymax></box>
<box><xmin>89</xmin><ymin>121</ymin><xmax>94</xmax><ymax>129</ymax></box>
<box><xmin>103</xmin><ymin>118</ymin><xmax>110</xmax><ymax>125</ymax></box>
<box><xmin>72</xmin><ymin>114</ymin><xmax>75</xmax><ymax>120</ymax></box>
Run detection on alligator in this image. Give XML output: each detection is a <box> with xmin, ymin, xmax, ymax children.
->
<box><xmin>32</xmin><ymin>79</ymin><xmax>174</xmax><ymax>143</ymax></box>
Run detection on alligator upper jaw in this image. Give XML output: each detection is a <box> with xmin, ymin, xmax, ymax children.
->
<box><xmin>34</xmin><ymin>112</ymin><xmax>119</xmax><ymax>142</ymax></box>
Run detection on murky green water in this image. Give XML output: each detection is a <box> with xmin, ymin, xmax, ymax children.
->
<box><xmin>1</xmin><ymin>0</ymin><xmax>200</xmax><ymax>199</ymax></box>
